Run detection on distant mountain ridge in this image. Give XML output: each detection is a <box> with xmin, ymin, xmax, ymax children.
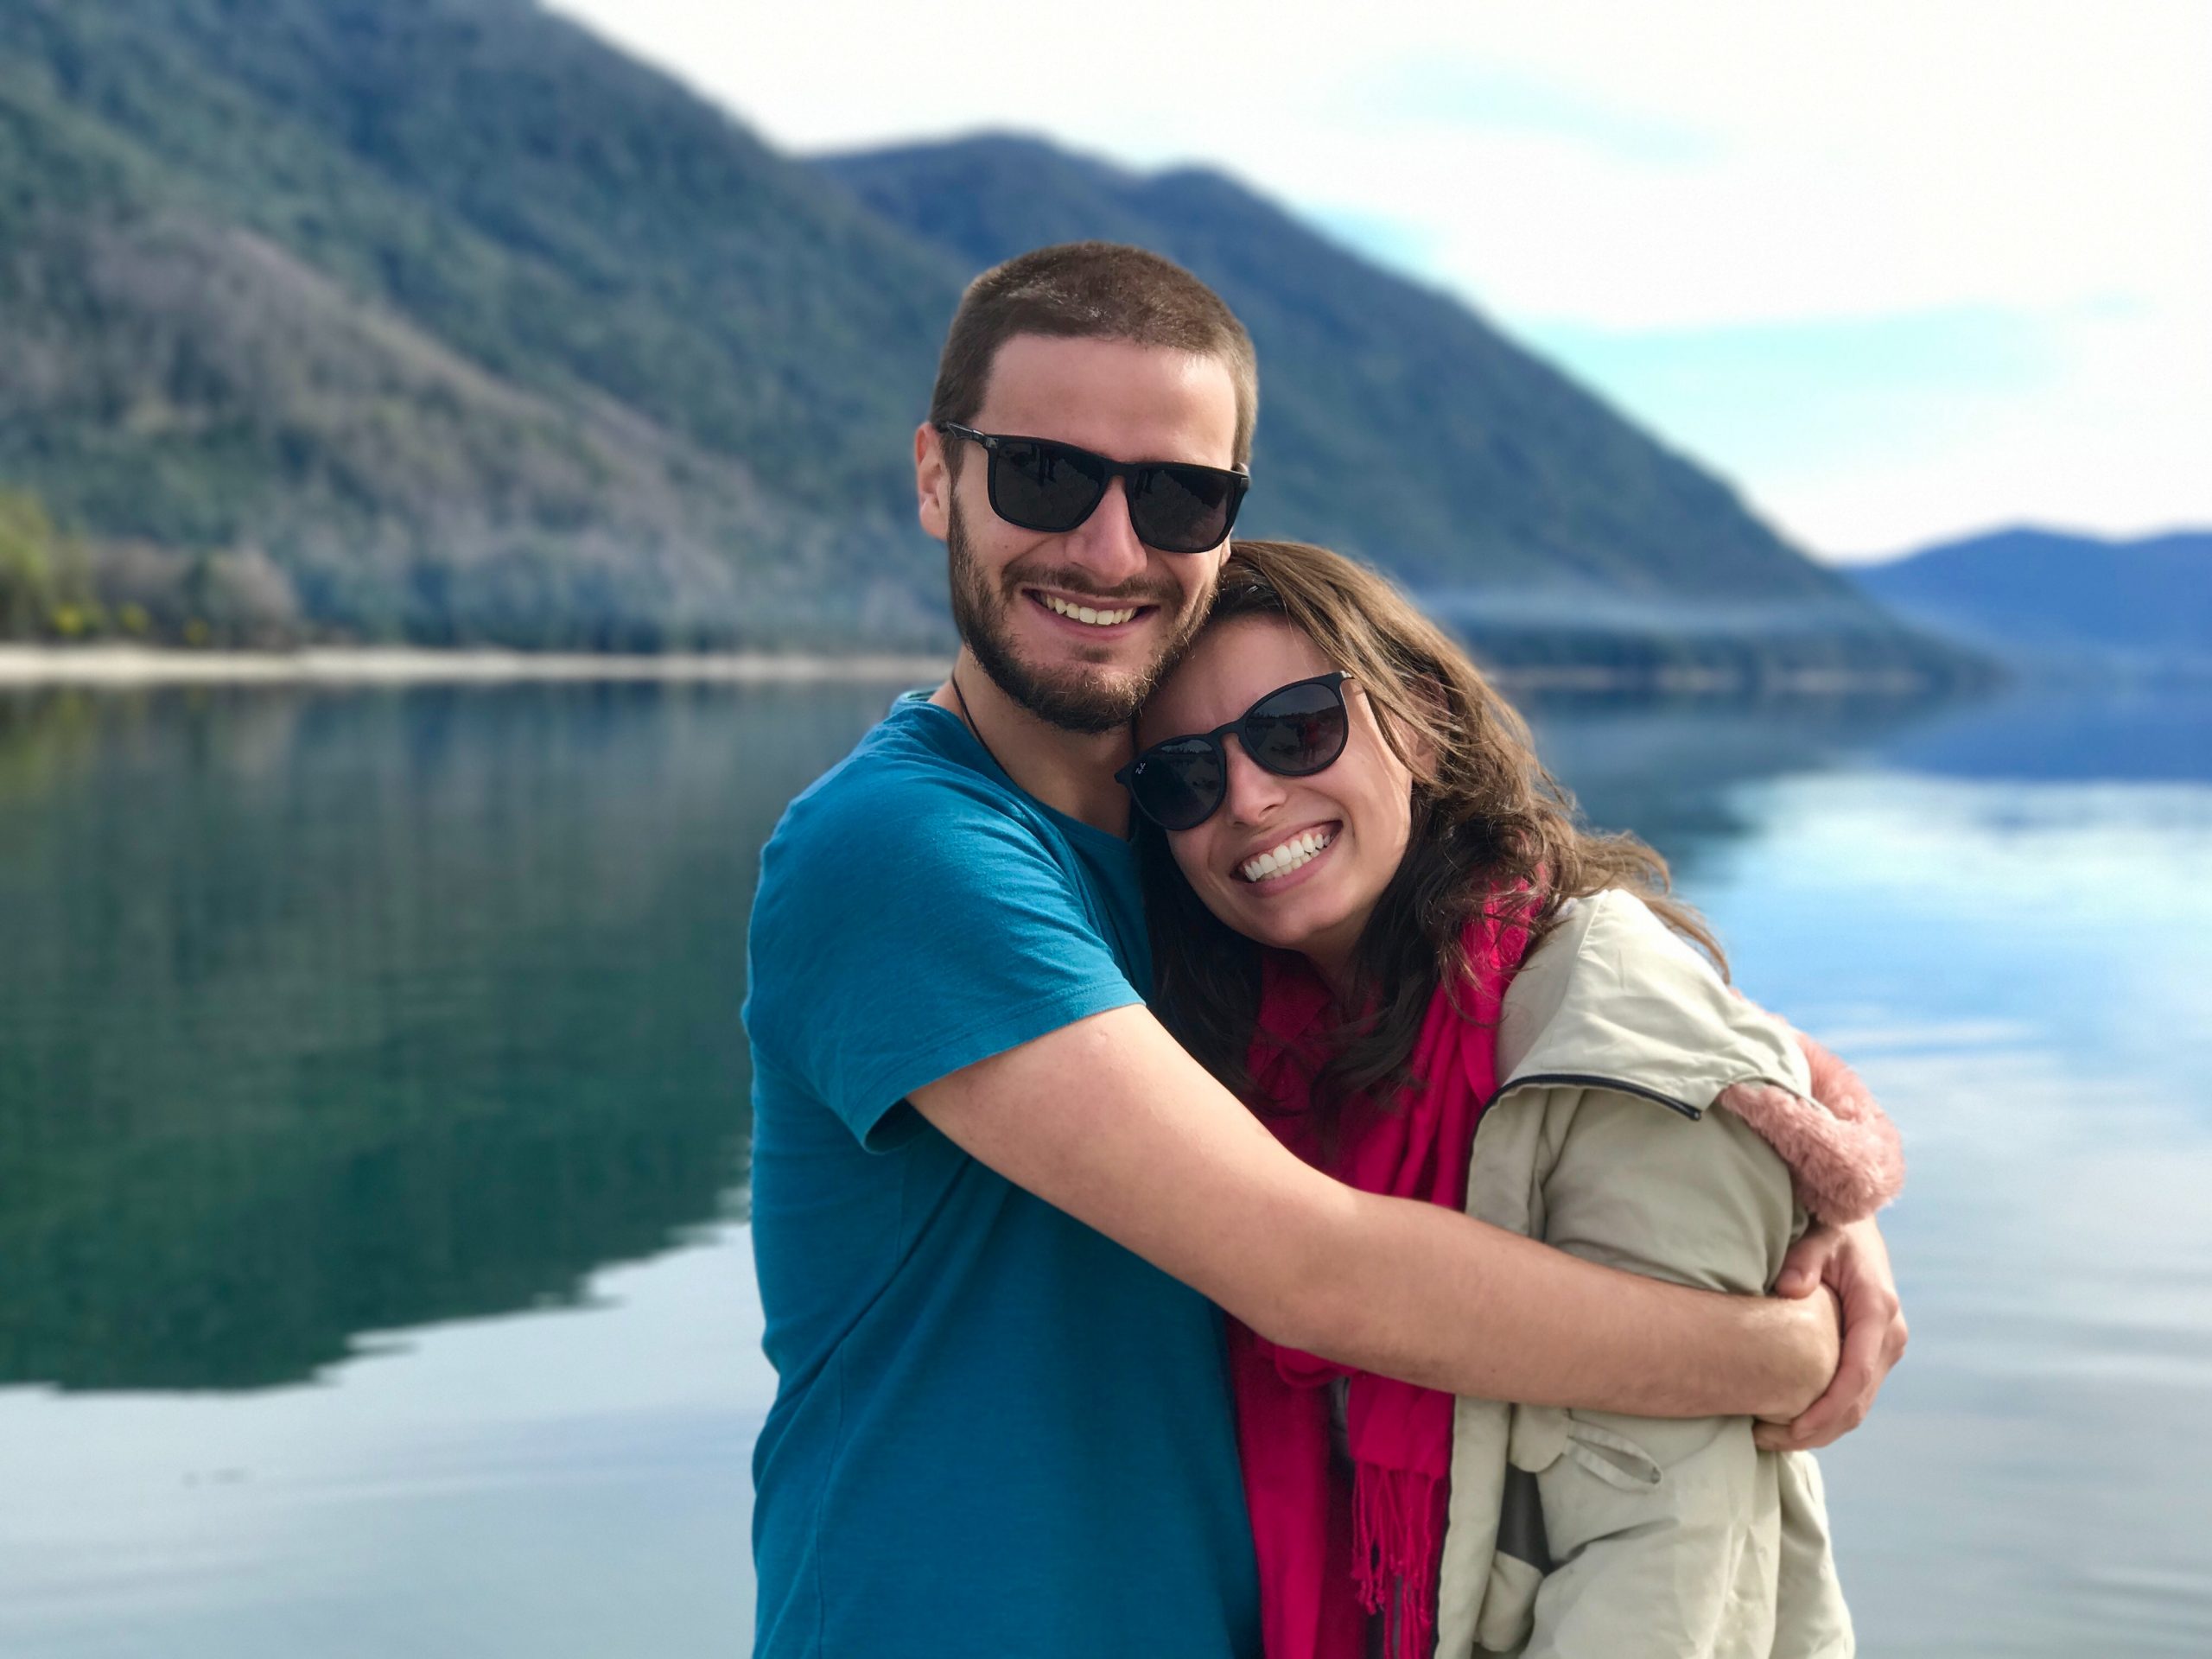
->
<box><xmin>820</xmin><ymin>137</ymin><xmax>1847</xmax><ymax>601</ymax></box>
<box><xmin>1852</xmin><ymin>527</ymin><xmax>2212</xmax><ymax>674</ymax></box>
<box><xmin>0</xmin><ymin>0</ymin><xmax>1973</xmax><ymax>681</ymax></box>
<box><xmin>819</xmin><ymin>134</ymin><xmax>1973</xmax><ymax>681</ymax></box>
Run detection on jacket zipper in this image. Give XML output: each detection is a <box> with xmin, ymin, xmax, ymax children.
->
<box><xmin>1484</xmin><ymin>1071</ymin><xmax>1704</xmax><ymax>1122</ymax></box>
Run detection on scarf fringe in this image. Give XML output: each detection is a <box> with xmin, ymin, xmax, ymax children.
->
<box><xmin>1353</xmin><ymin>1468</ymin><xmax>1441</xmax><ymax>1659</ymax></box>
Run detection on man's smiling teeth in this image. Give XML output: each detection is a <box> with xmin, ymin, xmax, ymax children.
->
<box><xmin>1040</xmin><ymin>594</ymin><xmax>1139</xmax><ymax>627</ymax></box>
<box><xmin>1239</xmin><ymin>829</ymin><xmax>1335</xmax><ymax>884</ymax></box>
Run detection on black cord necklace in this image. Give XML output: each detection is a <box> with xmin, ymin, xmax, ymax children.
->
<box><xmin>948</xmin><ymin>668</ymin><xmax>1008</xmax><ymax>778</ymax></box>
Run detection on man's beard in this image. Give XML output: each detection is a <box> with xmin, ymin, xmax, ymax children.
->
<box><xmin>946</xmin><ymin>498</ymin><xmax>1212</xmax><ymax>735</ymax></box>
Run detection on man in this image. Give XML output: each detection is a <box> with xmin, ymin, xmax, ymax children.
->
<box><xmin>742</xmin><ymin>243</ymin><xmax>1905</xmax><ymax>1657</ymax></box>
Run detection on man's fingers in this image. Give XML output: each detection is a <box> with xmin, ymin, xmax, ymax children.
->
<box><xmin>1774</xmin><ymin>1221</ymin><xmax>1842</xmax><ymax>1299</ymax></box>
<box><xmin>1762</xmin><ymin>1215</ymin><xmax>1908</xmax><ymax>1452</ymax></box>
<box><xmin>1782</xmin><ymin>1325</ymin><xmax>1881</xmax><ymax>1449</ymax></box>
<box><xmin>1786</xmin><ymin>1293</ymin><xmax>1902</xmax><ymax>1448</ymax></box>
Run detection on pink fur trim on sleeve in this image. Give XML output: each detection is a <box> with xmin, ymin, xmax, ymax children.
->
<box><xmin>1714</xmin><ymin>1031</ymin><xmax>1905</xmax><ymax>1224</ymax></box>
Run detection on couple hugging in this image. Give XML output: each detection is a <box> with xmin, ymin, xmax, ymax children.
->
<box><xmin>743</xmin><ymin>242</ymin><xmax>1908</xmax><ymax>1659</ymax></box>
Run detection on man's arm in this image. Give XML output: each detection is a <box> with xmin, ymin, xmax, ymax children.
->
<box><xmin>1754</xmin><ymin>1027</ymin><xmax>1910</xmax><ymax>1450</ymax></box>
<box><xmin>911</xmin><ymin>1003</ymin><xmax>1840</xmax><ymax>1420</ymax></box>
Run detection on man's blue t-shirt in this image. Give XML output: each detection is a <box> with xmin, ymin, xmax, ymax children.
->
<box><xmin>742</xmin><ymin>696</ymin><xmax>1260</xmax><ymax>1658</ymax></box>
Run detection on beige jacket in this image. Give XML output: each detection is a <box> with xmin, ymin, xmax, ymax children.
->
<box><xmin>1433</xmin><ymin>890</ymin><xmax>1904</xmax><ymax>1659</ymax></box>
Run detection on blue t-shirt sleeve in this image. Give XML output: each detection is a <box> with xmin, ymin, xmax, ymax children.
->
<box><xmin>747</xmin><ymin>760</ymin><xmax>1144</xmax><ymax>1151</ymax></box>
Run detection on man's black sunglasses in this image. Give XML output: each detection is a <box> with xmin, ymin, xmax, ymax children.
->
<box><xmin>1118</xmin><ymin>672</ymin><xmax>1352</xmax><ymax>831</ymax></box>
<box><xmin>935</xmin><ymin>423</ymin><xmax>1250</xmax><ymax>555</ymax></box>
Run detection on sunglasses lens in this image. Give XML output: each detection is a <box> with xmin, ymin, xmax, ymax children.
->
<box><xmin>1130</xmin><ymin>465</ymin><xmax>1239</xmax><ymax>553</ymax></box>
<box><xmin>990</xmin><ymin>439</ymin><xmax>1108</xmax><ymax>532</ymax></box>
<box><xmin>1128</xmin><ymin>738</ymin><xmax>1224</xmax><ymax>831</ymax></box>
<box><xmin>1243</xmin><ymin>680</ymin><xmax>1349</xmax><ymax>776</ymax></box>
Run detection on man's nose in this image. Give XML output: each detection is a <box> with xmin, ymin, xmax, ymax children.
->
<box><xmin>1221</xmin><ymin>740</ymin><xmax>1287</xmax><ymax>825</ymax></box>
<box><xmin>1059</xmin><ymin>476</ymin><xmax>1150</xmax><ymax>587</ymax></box>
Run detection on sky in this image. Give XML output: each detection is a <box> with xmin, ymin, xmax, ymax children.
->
<box><xmin>550</xmin><ymin>0</ymin><xmax>2211</xmax><ymax>562</ymax></box>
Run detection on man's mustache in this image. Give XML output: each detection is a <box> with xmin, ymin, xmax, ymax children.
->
<box><xmin>1001</xmin><ymin>563</ymin><xmax>1179</xmax><ymax>608</ymax></box>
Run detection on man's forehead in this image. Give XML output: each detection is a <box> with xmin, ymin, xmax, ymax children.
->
<box><xmin>974</xmin><ymin>334</ymin><xmax>1240</xmax><ymax>467</ymax></box>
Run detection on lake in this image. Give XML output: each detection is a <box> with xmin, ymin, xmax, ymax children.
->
<box><xmin>3</xmin><ymin>675</ymin><xmax>2208</xmax><ymax>1656</ymax></box>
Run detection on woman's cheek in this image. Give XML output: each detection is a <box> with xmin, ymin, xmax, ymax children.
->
<box><xmin>1386</xmin><ymin>804</ymin><xmax>1414</xmax><ymax>873</ymax></box>
<box><xmin>1170</xmin><ymin>832</ymin><xmax>1217</xmax><ymax>903</ymax></box>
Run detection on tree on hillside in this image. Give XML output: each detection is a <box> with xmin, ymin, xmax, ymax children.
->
<box><xmin>0</xmin><ymin>491</ymin><xmax>58</xmax><ymax>638</ymax></box>
<box><xmin>0</xmin><ymin>489</ymin><xmax>106</xmax><ymax>639</ymax></box>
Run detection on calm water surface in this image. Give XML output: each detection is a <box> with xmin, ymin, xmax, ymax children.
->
<box><xmin>2</xmin><ymin>678</ymin><xmax>2207</xmax><ymax>1656</ymax></box>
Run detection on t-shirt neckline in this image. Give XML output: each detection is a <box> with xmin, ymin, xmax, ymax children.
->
<box><xmin>896</xmin><ymin>695</ymin><xmax>1135</xmax><ymax>854</ymax></box>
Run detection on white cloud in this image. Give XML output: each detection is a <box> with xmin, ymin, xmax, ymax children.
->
<box><xmin>546</xmin><ymin>0</ymin><xmax>2212</xmax><ymax>553</ymax></box>
<box><xmin>1778</xmin><ymin>303</ymin><xmax>2212</xmax><ymax>556</ymax></box>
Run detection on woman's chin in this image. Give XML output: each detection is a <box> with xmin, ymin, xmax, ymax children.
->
<box><xmin>1222</xmin><ymin>886</ymin><xmax>1361</xmax><ymax>962</ymax></box>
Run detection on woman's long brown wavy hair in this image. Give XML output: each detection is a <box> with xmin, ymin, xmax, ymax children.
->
<box><xmin>1140</xmin><ymin>538</ymin><xmax>1726</xmax><ymax>1132</ymax></box>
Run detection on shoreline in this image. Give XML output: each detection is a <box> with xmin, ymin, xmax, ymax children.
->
<box><xmin>0</xmin><ymin>643</ymin><xmax>1956</xmax><ymax>698</ymax></box>
<box><xmin>0</xmin><ymin>645</ymin><xmax>952</xmax><ymax>687</ymax></box>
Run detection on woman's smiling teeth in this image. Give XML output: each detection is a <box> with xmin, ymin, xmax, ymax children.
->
<box><xmin>1040</xmin><ymin>593</ymin><xmax>1139</xmax><ymax>627</ymax></box>
<box><xmin>1238</xmin><ymin>828</ymin><xmax>1336</xmax><ymax>884</ymax></box>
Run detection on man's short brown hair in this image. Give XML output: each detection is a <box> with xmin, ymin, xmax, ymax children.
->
<box><xmin>929</xmin><ymin>242</ymin><xmax>1259</xmax><ymax>467</ymax></box>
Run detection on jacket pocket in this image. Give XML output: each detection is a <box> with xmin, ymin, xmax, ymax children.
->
<box><xmin>1510</xmin><ymin>1408</ymin><xmax>1775</xmax><ymax>1659</ymax></box>
<box><xmin>1563</xmin><ymin>1416</ymin><xmax>1664</xmax><ymax>1491</ymax></box>
<box><xmin>1506</xmin><ymin>1404</ymin><xmax>1666</xmax><ymax>1491</ymax></box>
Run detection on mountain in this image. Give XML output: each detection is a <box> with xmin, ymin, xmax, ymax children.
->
<box><xmin>1852</xmin><ymin>527</ymin><xmax>2212</xmax><ymax>674</ymax></box>
<box><xmin>0</xmin><ymin>0</ymin><xmax>966</xmax><ymax>648</ymax></box>
<box><xmin>817</xmin><ymin>136</ymin><xmax>1975</xmax><ymax>682</ymax></box>
<box><xmin>821</xmin><ymin>137</ymin><xmax>1833</xmax><ymax>601</ymax></box>
<box><xmin>0</xmin><ymin>0</ymin><xmax>1976</xmax><ymax>682</ymax></box>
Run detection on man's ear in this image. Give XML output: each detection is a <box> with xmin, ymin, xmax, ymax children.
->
<box><xmin>915</xmin><ymin>423</ymin><xmax>951</xmax><ymax>542</ymax></box>
<box><xmin>1198</xmin><ymin>542</ymin><xmax>1233</xmax><ymax>604</ymax></box>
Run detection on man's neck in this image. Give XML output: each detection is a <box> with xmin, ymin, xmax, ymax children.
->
<box><xmin>930</xmin><ymin>651</ymin><xmax>1134</xmax><ymax>836</ymax></box>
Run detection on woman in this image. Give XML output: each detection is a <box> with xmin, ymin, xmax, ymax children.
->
<box><xmin>1128</xmin><ymin>540</ymin><xmax>1903</xmax><ymax>1659</ymax></box>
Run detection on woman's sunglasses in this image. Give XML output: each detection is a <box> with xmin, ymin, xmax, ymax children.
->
<box><xmin>1118</xmin><ymin>672</ymin><xmax>1351</xmax><ymax>830</ymax></box>
<box><xmin>935</xmin><ymin>423</ymin><xmax>1250</xmax><ymax>555</ymax></box>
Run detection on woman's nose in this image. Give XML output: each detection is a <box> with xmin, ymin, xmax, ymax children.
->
<box><xmin>1220</xmin><ymin>740</ymin><xmax>1287</xmax><ymax>824</ymax></box>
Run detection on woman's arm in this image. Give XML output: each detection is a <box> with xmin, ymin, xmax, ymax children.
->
<box><xmin>913</xmin><ymin>1002</ymin><xmax>1840</xmax><ymax>1420</ymax></box>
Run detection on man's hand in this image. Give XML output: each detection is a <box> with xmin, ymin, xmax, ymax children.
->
<box><xmin>1756</xmin><ymin>1216</ymin><xmax>1909</xmax><ymax>1451</ymax></box>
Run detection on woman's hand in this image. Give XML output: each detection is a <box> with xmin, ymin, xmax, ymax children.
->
<box><xmin>1756</xmin><ymin>1217</ymin><xmax>1909</xmax><ymax>1451</ymax></box>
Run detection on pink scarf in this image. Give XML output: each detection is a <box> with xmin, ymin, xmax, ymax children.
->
<box><xmin>1230</xmin><ymin>912</ymin><xmax>1530</xmax><ymax>1659</ymax></box>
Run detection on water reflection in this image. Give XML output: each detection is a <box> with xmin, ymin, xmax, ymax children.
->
<box><xmin>0</xmin><ymin>679</ymin><xmax>1975</xmax><ymax>1393</ymax></box>
<box><xmin>1868</xmin><ymin>681</ymin><xmax>2212</xmax><ymax>783</ymax></box>
<box><xmin>1516</xmin><ymin>689</ymin><xmax>1953</xmax><ymax>874</ymax></box>
<box><xmin>3</xmin><ymin>676</ymin><xmax>2209</xmax><ymax>1655</ymax></box>
<box><xmin>10</xmin><ymin>677</ymin><xmax>2196</xmax><ymax>1394</ymax></box>
<box><xmin>0</xmin><ymin>681</ymin><xmax>893</xmax><ymax>1389</ymax></box>
<box><xmin>1687</xmin><ymin>750</ymin><xmax>2212</xmax><ymax>1657</ymax></box>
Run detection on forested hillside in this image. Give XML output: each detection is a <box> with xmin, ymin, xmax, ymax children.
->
<box><xmin>0</xmin><ymin>0</ymin><xmax>1975</xmax><ymax>681</ymax></box>
<box><xmin>0</xmin><ymin>0</ymin><xmax>962</xmax><ymax>647</ymax></box>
